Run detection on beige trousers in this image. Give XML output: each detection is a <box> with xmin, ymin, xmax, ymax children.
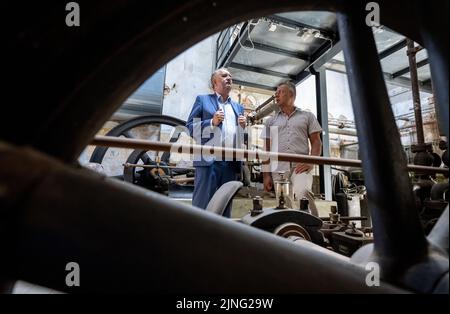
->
<box><xmin>272</xmin><ymin>171</ymin><xmax>318</xmax><ymax>216</ymax></box>
<box><xmin>290</xmin><ymin>171</ymin><xmax>318</xmax><ymax>217</ymax></box>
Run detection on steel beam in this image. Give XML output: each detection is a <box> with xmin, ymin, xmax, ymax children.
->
<box><xmin>244</xmin><ymin>40</ymin><xmax>310</xmax><ymax>61</ymax></box>
<box><xmin>379</xmin><ymin>39</ymin><xmax>408</xmax><ymax>60</ymax></box>
<box><xmin>295</xmin><ymin>40</ymin><xmax>342</xmax><ymax>85</ymax></box>
<box><xmin>310</xmin><ymin>67</ymin><xmax>332</xmax><ymax>200</ymax></box>
<box><xmin>337</xmin><ymin>5</ymin><xmax>428</xmax><ymax>280</ymax></box>
<box><xmin>230</xmin><ymin>62</ymin><xmax>295</xmax><ymax>80</ymax></box>
<box><xmin>232</xmin><ymin>79</ymin><xmax>276</xmax><ymax>92</ymax></box>
<box><xmin>325</xmin><ymin>59</ymin><xmax>433</xmax><ymax>93</ymax></box>
<box><xmin>392</xmin><ymin>58</ymin><xmax>429</xmax><ymax>78</ymax></box>
<box><xmin>220</xmin><ymin>21</ymin><xmax>258</xmax><ymax>69</ymax></box>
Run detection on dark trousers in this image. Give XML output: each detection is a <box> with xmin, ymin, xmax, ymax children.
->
<box><xmin>192</xmin><ymin>161</ymin><xmax>238</xmax><ymax>217</ymax></box>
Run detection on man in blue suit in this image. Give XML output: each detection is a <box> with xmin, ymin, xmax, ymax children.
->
<box><xmin>186</xmin><ymin>68</ymin><xmax>246</xmax><ymax>217</ymax></box>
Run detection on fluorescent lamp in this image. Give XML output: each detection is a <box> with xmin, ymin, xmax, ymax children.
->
<box><xmin>268</xmin><ymin>23</ymin><xmax>277</xmax><ymax>32</ymax></box>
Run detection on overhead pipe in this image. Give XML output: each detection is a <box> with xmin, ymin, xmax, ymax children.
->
<box><xmin>247</xmin><ymin>96</ymin><xmax>277</xmax><ymax>123</ymax></box>
<box><xmin>91</xmin><ymin>136</ymin><xmax>449</xmax><ymax>175</ymax></box>
<box><xmin>254</xmin><ymin>95</ymin><xmax>275</xmax><ymax>112</ymax></box>
<box><xmin>251</xmin><ymin>102</ymin><xmax>279</xmax><ymax>122</ymax></box>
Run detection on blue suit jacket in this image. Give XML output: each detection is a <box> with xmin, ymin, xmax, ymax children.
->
<box><xmin>186</xmin><ymin>94</ymin><xmax>245</xmax><ymax>168</ymax></box>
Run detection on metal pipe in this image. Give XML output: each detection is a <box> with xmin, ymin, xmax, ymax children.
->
<box><xmin>329</xmin><ymin>128</ymin><xmax>357</xmax><ymax>137</ymax></box>
<box><xmin>337</xmin><ymin>6</ymin><xmax>428</xmax><ymax>279</ymax></box>
<box><xmin>247</xmin><ymin>96</ymin><xmax>276</xmax><ymax>124</ymax></box>
<box><xmin>254</xmin><ymin>95</ymin><xmax>275</xmax><ymax>112</ymax></box>
<box><xmin>407</xmin><ymin>39</ymin><xmax>425</xmax><ymax>145</ymax></box>
<box><xmin>253</xmin><ymin>102</ymin><xmax>278</xmax><ymax>121</ymax></box>
<box><xmin>170</xmin><ymin>177</ymin><xmax>195</xmax><ymax>183</ymax></box>
<box><xmin>311</xmin><ymin>67</ymin><xmax>330</xmax><ymax>198</ymax></box>
<box><xmin>417</xmin><ymin>0</ymin><xmax>449</xmax><ymax>141</ymax></box>
<box><xmin>394</xmin><ymin>107</ymin><xmax>436</xmax><ymax>121</ymax></box>
<box><xmin>398</xmin><ymin>120</ymin><xmax>437</xmax><ymax>131</ymax></box>
<box><xmin>340</xmin><ymin>142</ymin><xmax>359</xmax><ymax>148</ymax></box>
<box><xmin>320</xmin><ymin>216</ymin><xmax>368</xmax><ymax>221</ymax></box>
<box><xmin>328</xmin><ymin>121</ymin><xmax>356</xmax><ymax>128</ymax></box>
<box><xmin>92</xmin><ymin>136</ymin><xmax>449</xmax><ymax>175</ymax></box>
<box><xmin>123</xmin><ymin>163</ymin><xmax>195</xmax><ymax>171</ymax></box>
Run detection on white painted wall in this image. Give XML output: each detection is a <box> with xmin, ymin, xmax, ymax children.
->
<box><xmin>295</xmin><ymin>70</ymin><xmax>354</xmax><ymax>121</ymax></box>
<box><xmin>162</xmin><ymin>34</ymin><xmax>219</xmax><ymax>121</ymax></box>
<box><xmin>295</xmin><ymin>75</ymin><xmax>317</xmax><ymax>116</ymax></box>
<box><xmin>325</xmin><ymin>70</ymin><xmax>354</xmax><ymax>121</ymax></box>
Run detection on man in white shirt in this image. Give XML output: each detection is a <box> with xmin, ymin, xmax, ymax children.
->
<box><xmin>261</xmin><ymin>81</ymin><xmax>322</xmax><ymax>216</ymax></box>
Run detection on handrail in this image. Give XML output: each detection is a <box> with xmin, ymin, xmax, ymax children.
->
<box><xmin>91</xmin><ymin>135</ymin><xmax>449</xmax><ymax>175</ymax></box>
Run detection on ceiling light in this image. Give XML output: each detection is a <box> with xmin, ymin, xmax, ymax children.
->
<box><xmin>268</xmin><ymin>23</ymin><xmax>277</xmax><ymax>32</ymax></box>
<box><xmin>296</xmin><ymin>29</ymin><xmax>306</xmax><ymax>37</ymax></box>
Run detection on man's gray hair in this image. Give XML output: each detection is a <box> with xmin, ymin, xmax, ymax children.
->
<box><xmin>278</xmin><ymin>81</ymin><xmax>297</xmax><ymax>99</ymax></box>
<box><xmin>210</xmin><ymin>67</ymin><xmax>229</xmax><ymax>89</ymax></box>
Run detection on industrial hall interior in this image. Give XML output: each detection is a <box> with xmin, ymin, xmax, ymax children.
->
<box><xmin>3</xmin><ymin>1</ymin><xmax>448</xmax><ymax>295</ymax></box>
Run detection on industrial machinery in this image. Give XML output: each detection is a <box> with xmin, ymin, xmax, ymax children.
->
<box><xmin>239</xmin><ymin>195</ymin><xmax>373</xmax><ymax>257</ymax></box>
<box><xmin>87</xmin><ymin>107</ymin><xmax>446</xmax><ymax>246</ymax></box>
<box><xmin>85</xmin><ymin>109</ymin><xmax>378</xmax><ymax>259</ymax></box>
<box><xmin>89</xmin><ymin>115</ymin><xmax>195</xmax><ymax>196</ymax></box>
<box><xmin>2</xmin><ymin>0</ymin><xmax>448</xmax><ymax>294</ymax></box>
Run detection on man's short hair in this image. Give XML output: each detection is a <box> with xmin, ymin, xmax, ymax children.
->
<box><xmin>278</xmin><ymin>81</ymin><xmax>296</xmax><ymax>99</ymax></box>
<box><xmin>210</xmin><ymin>67</ymin><xmax>229</xmax><ymax>89</ymax></box>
